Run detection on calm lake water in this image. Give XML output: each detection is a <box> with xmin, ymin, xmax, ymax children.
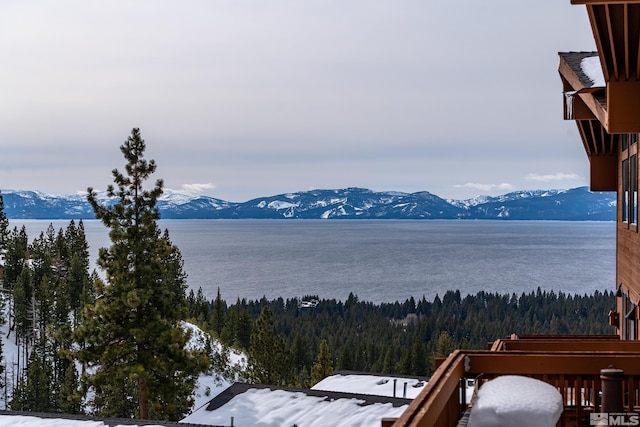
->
<box><xmin>11</xmin><ymin>220</ymin><xmax>616</xmax><ymax>304</ymax></box>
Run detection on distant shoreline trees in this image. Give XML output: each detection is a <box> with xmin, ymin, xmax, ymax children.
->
<box><xmin>189</xmin><ymin>287</ymin><xmax>615</xmax><ymax>385</ymax></box>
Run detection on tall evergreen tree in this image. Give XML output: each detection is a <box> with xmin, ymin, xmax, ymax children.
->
<box><xmin>58</xmin><ymin>363</ymin><xmax>83</xmax><ymax>414</ymax></box>
<box><xmin>410</xmin><ymin>337</ymin><xmax>427</xmax><ymax>376</ymax></box>
<box><xmin>74</xmin><ymin>128</ymin><xmax>207</xmax><ymax>420</ymax></box>
<box><xmin>310</xmin><ymin>339</ymin><xmax>333</xmax><ymax>386</ymax></box>
<box><xmin>0</xmin><ymin>191</ymin><xmax>8</xmax><ymax>252</ymax></box>
<box><xmin>248</xmin><ymin>306</ymin><xmax>285</xmax><ymax>385</ymax></box>
<box><xmin>13</xmin><ymin>266</ymin><xmax>33</xmax><ymax>348</ymax></box>
<box><xmin>211</xmin><ymin>287</ymin><xmax>226</xmax><ymax>338</ymax></box>
<box><xmin>0</xmin><ymin>192</ymin><xmax>7</xmax><ymax>392</ymax></box>
<box><xmin>3</xmin><ymin>226</ymin><xmax>28</xmax><ymax>289</ymax></box>
<box><xmin>10</xmin><ymin>350</ymin><xmax>55</xmax><ymax>412</ymax></box>
<box><xmin>65</xmin><ymin>220</ymin><xmax>91</xmax><ymax>325</ymax></box>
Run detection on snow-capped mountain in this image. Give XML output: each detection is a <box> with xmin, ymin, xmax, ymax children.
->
<box><xmin>0</xmin><ymin>186</ymin><xmax>616</xmax><ymax>220</ymax></box>
<box><xmin>450</xmin><ymin>187</ymin><xmax>615</xmax><ymax>220</ymax></box>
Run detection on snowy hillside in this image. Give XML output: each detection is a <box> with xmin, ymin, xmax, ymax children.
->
<box><xmin>0</xmin><ymin>317</ymin><xmax>246</xmax><ymax>416</ymax></box>
<box><xmin>182</xmin><ymin>322</ymin><xmax>247</xmax><ymax>412</ymax></box>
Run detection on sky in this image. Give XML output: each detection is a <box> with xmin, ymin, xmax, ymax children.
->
<box><xmin>0</xmin><ymin>0</ymin><xmax>597</xmax><ymax>202</ymax></box>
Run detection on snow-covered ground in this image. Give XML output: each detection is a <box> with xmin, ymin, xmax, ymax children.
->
<box><xmin>182</xmin><ymin>322</ymin><xmax>247</xmax><ymax>412</ymax></box>
<box><xmin>0</xmin><ymin>319</ymin><xmax>247</xmax><ymax>423</ymax></box>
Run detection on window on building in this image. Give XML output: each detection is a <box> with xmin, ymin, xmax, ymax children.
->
<box><xmin>623</xmin><ymin>293</ymin><xmax>638</xmax><ymax>340</ymax></box>
<box><xmin>629</xmin><ymin>154</ymin><xmax>638</xmax><ymax>224</ymax></box>
<box><xmin>631</xmin><ymin>134</ymin><xmax>638</xmax><ymax>146</ymax></box>
<box><xmin>628</xmin><ymin>308</ymin><xmax>637</xmax><ymax>340</ymax></box>
<box><xmin>632</xmin><ymin>155</ymin><xmax>638</xmax><ymax>225</ymax></box>
<box><xmin>623</xmin><ymin>158</ymin><xmax>629</xmax><ymax>223</ymax></box>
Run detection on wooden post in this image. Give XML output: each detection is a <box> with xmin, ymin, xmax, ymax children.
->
<box><xmin>601</xmin><ymin>368</ymin><xmax>624</xmax><ymax>422</ymax></box>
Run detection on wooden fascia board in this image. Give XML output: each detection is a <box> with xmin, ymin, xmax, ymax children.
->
<box><xmin>465</xmin><ymin>351</ymin><xmax>640</xmax><ymax>375</ymax></box>
<box><xmin>559</xmin><ymin>57</ymin><xmax>608</xmax><ymax>124</ymax></box>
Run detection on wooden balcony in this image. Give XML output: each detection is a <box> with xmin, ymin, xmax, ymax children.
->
<box><xmin>383</xmin><ymin>335</ymin><xmax>640</xmax><ymax>427</ymax></box>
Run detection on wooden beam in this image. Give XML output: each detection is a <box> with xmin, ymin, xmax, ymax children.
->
<box><xmin>605</xmin><ymin>5</ymin><xmax>621</xmax><ymax>80</ymax></box>
<box><xmin>465</xmin><ymin>352</ymin><xmax>640</xmax><ymax>375</ymax></box>
<box><xmin>498</xmin><ymin>340</ymin><xmax>640</xmax><ymax>351</ymax></box>
<box><xmin>588</xmin><ymin>5</ymin><xmax>611</xmax><ymax>82</ymax></box>
<box><xmin>625</xmin><ymin>3</ymin><xmax>630</xmax><ymax>80</ymax></box>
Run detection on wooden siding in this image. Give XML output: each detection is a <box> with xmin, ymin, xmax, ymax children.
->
<box><xmin>617</xmin><ymin>138</ymin><xmax>640</xmax><ymax>332</ymax></box>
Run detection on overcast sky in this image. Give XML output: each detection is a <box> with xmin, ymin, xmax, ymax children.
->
<box><xmin>0</xmin><ymin>0</ymin><xmax>597</xmax><ymax>202</ymax></box>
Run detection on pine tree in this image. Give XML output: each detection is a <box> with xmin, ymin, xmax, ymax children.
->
<box><xmin>65</xmin><ymin>221</ymin><xmax>91</xmax><ymax>325</ymax></box>
<box><xmin>74</xmin><ymin>128</ymin><xmax>207</xmax><ymax>420</ymax></box>
<box><xmin>221</xmin><ymin>298</ymin><xmax>252</xmax><ymax>350</ymax></box>
<box><xmin>382</xmin><ymin>347</ymin><xmax>397</xmax><ymax>374</ymax></box>
<box><xmin>410</xmin><ymin>337</ymin><xmax>427</xmax><ymax>376</ymax></box>
<box><xmin>0</xmin><ymin>191</ymin><xmax>8</xmax><ymax>252</ymax></box>
<box><xmin>434</xmin><ymin>331</ymin><xmax>454</xmax><ymax>358</ymax></box>
<box><xmin>13</xmin><ymin>265</ymin><xmax>33</xmax><ymax>347</ymax></box>
<box><xmin>211</xmin><ymin>287</ymin><xmax>226</xmax><ymax>338</ymax></box>
<box><xmin>337</xmin><ymin>344</ymin><xmax>353</xmax><ymax>370</ymax></box>
<box><xmin>0</xmin><ymin>192</ymin><xmax>7</xmax><ymax>391</ymax></box>
<box><xmin>432</xmin><ymin>331</ymin><xmax>454</xmax><ymax>372</ymax></box>
<box><xmin>236</xmin><ymin>306</ymin><xmax>253</xmax><ymax>351</ymax></box>
<box><xmin>248</xmin><ymin>306</ymin><xmax>285</xmax><ymax>385</ymax></box>
<box><xmin>3</xmin><ymin>226</ymin><xmax>29</xmax><ymax>289</ymax></box>
<box><xmin>59</xmin><ymin>363</ymin><xmax>83</xmax><ymax>414</ymax></box>
<box><xmin>310</xmin><ymin>339</ymin><xmax>333</xmax><ymax>386</ymax></box>
<box><xmin>290</xmin><ymin>333</ymin><xmax>311</xmax><ymax>378</ymax></box>
<box><xmin>10</xmin><ymin>350</ymin><xmax>55</xmax><ymax>412</ymax></box>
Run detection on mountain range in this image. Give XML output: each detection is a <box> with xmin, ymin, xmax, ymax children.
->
<box><xmin>0</xmin><ymin>186</ymin><xmax>616</xmax><ymax>220</ymax></box>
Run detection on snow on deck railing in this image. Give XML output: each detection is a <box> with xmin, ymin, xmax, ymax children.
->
<box><xmin>467</xmin><ymin>375</ymin><xmax>562</xmax><ymax>427</ymax></box>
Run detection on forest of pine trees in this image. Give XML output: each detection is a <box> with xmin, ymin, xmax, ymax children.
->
<box><xmin>184</xmin><ymin>287</ymin><xmax>615</xmax><ymax>387</ymax></box>
<box><xmin>0</xmin><ymin>128</ymin><xmax>618</xmax><ymax>420</ymax></box>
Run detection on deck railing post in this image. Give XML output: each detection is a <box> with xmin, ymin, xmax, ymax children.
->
<box><xmin>601</xmin><ymin>368</ymin><xmax>624</xmax><ymax>417</ymax></box>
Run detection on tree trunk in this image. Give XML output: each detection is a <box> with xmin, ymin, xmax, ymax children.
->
<box><xmin>137</xmin><ymin>377</ymin><xmax>149</xmax><ymax>419</ymax></box>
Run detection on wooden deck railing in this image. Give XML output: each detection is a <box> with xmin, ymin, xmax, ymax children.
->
<box><xmin>386</xmin><ymin>337</ymin><xmax>640</xmax><ymax>427</ymax></box>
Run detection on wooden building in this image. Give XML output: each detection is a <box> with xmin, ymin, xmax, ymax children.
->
<box><xmin>382</xmin><ymin>1</ymin><xmax>640</xmax><ymax>426</ymax></box>
<box><xmin>558</xmin><ymin>0</ymin><xmax>640</xmax><ymax>340</ymax></box>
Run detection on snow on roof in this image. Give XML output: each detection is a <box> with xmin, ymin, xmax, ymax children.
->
<box><xmin>580</xmin><ymin>55</ymin><xmax>605</xmax><ymax>87</ymax></box>
<box><xmin>0</xmin><ymin>413</ymin><xmax>181</xmax><ymax>427</ymax></box>
<box><xmin>467</xmin><ymin>375</ymin><xmax>563</xmax><ymax>427</ymax></box>
<box><xmin>311</xmin><ymin>372</ymin><xmax>427</xmax><ymax>399</ymax></box>
<box><xmin>182</xmin><ymin>383</ymin><xmax>410</xmax><ymax>427</ymax></box>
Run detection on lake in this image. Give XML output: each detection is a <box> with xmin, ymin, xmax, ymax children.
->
<box><xmin>11</xmin><ymin>220</ymin><xmax>616</xmax><ymax>304</ymax></box>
